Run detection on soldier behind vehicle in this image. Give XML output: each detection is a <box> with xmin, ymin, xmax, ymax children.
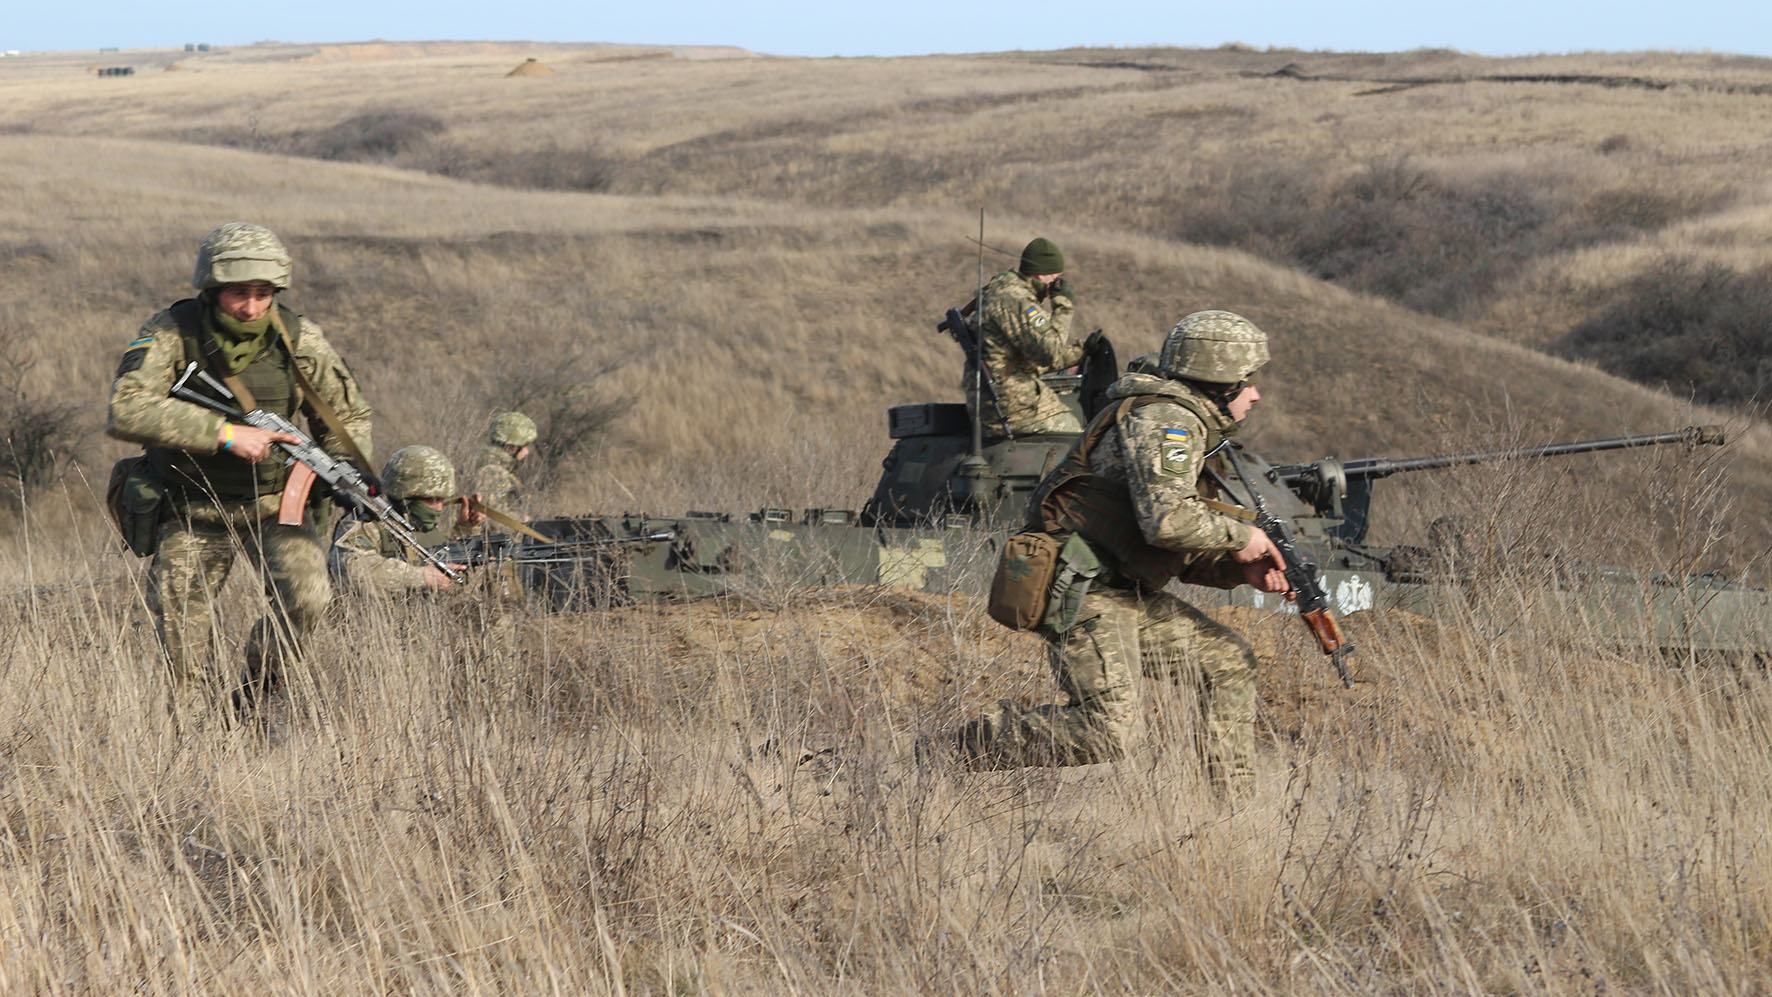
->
<box><xmin>106</xmin><ymin>222</ymin><xmax>374</xmax><ymax>729</ymax></box>
<box><xmin>968</xmin><ymin>237</ymin><xmax>1086</xmax><ymax>438</ymax></box>
<box><xmin>954</xmin><ymin>310</ymin><xmax>1290</xmax><ymax>804</ymax></box>
<box><xmin>330</xmin><ymin>445</ymin><xmax>483</xmax><ymax>594</ymax></box>
<box><xmin>473</xmin><ymin>411</ymin><xmax>537</xmax><ymax>521</ymax></box>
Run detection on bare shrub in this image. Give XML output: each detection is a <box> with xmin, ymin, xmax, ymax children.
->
<box><xmin>1578</xmin><ymin>184</ymin><xmax>1724</xmax><ymax>233</ymax></box>
<box><xmin>1173</xmin><ymin>161</ymin><xmax>1318</xmax><ymax>259</ymax></box>
<box><xmin>285</xmin><ymin>108</ymin><xmax>448</xmax><ymax>163</ymax></box>
<box><xmin>485</xmin><ymin>341</ymin><xmax>632</xmax><ymax>492</ymax></box>
<box><xmin>0</xmin><ymin>338</ymin><xmax>81</xmax><ymax>499</ymax></box>
<box><xmin>415</xmin><ymin>141</ymin><xmax>621</xmax><ymax>193</ymax></box>
<box><xmin>1556</xmin><ymin>256</ymin><xmax>1772</xmax><ymax>406</ymax></box>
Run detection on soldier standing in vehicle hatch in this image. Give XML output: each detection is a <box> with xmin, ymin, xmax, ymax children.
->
<box><xmin>968</xmin><ymin>237</ymin><xmax>1086</xmax><ymax>438</ymax></box>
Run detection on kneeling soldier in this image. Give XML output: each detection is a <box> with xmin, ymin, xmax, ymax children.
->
<box><xmin>958</xmin><ymin>310</ymin><xmax>1291</xmax><ymax>801</ymax></box>
<box><xmin>473</xmin><ymin>411</ymin><xmax>538</xmax><ymax>521</ymax></box>
<box><xmin>331</xmin><ymin>445</ymin><xmax>479</xmax><ymax>593</ymax></box>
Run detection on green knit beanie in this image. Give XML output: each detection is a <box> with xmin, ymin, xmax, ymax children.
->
<box><xmin>1018</xmin><ymin>237</ymin><xmax>1065</xmax><ymax>277</ymax></box>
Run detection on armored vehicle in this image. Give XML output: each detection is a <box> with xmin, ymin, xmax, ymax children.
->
<box><xmin>459</xmin><ymin>330</ymin><xmax>1771</xmax><ymax>660</ymax></box>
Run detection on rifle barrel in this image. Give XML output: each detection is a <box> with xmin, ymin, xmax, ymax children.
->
<box><xmin>1273</xmin><ymin>425</ymin><xmax>1725</xmax><ymax>484</ymax></box>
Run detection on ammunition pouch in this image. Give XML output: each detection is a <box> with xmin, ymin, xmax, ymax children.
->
<box><xmin>1042</xmin><ymin>533</ymin><xmax>1103</xmax><ymax>636</ymax></box>
<box><xmin>106</xmin><ymin>455</ymin><xmax>166</xmax><ymax>557</ymax></box>
<box><xmin>986</xmin><ymin>531</ymin><xmax>1104</xmax><ymax>634</ymax></box>
<box><xmin>988</xmin><ymin>531</ymin><xmax>1061</xmax><ymax>631</ymax></box>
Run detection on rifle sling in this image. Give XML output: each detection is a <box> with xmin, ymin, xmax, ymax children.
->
<box><xmin>464</xmin><ymin>497</ymin><xmax>552</xmax><ymax>543</ymax></box>
<box><xmin>268</xmin><ymin>309</ymin><xmax>377</xmax><ymax>482</ymax></box>
<box><xmin>1203</xmin><ymin>497</ymin><xmax>1256</xmax><ymax>522</ymax></box>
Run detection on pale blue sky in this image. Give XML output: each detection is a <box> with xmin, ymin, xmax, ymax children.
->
<box><xmin>9</xmin><ymin>1</ymin><xmax>1772</xmax><ymax>58</ymax></box>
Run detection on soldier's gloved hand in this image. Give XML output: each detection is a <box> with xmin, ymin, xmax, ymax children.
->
<box><xmin>1049</xmin><ymin>277</ymin><xmax>1076</xmax><ymax>304</ymax></box>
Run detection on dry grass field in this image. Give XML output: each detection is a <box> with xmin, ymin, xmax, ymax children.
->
<box><xmin>3</xmin><ymin>40</ymin><xmax>1772</xmax><ymax>993</ymax></box>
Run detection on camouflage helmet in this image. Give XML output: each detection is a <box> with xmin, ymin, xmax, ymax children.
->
<box><xmin>192</xmin><ymin>222</ymin><xmax>292</xmax><ymax>291</ymax></box>
<box><xmin>381</xmin><ymin>445</ymin><xmax>456</xmax><ymax>501</ymax></box>
<box><xmin>489</xmin><ymin>411</ymin><xmax>538</xmax><ymax>447</ymax></box>
<box><xmin>1157</xmin><ymin>310</ymin><xmax>1270</xmax><ymax>384</ymax></box>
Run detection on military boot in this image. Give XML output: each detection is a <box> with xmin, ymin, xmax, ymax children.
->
<box><xmin>953</xmin><ymin>700</ymin><xmax>1033</xmax><ymax>770</ymax></box>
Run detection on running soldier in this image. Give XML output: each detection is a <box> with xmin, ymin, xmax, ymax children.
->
<box><xmin>107</xmin><ymin>222</ymin><xmax>373</xmax><ymax>725</ymax></box>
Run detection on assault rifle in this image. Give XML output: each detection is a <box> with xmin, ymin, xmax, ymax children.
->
<box><xmin>169</xmin><ymin>362</ymin><xmax>464</xmax><ymax>583</ymax></box>
<box><xmin>1222</xmin><ymin>443</ymin><xmax>1355</xmax><ymax>688</ymax></box>
<box><xmin>429</xmin><ymin>530</ymin><xmax>677</xmax><ymax>567</ymax></box>
<box><xmin>937</xmin><ymin>305</ymin><xmax>1013</xmax><ymax>443</ymax></box>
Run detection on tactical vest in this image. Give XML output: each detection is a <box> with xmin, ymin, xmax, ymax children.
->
<box><xmin>147</xmin><ymin>298</ymin><xmax>304</xmax><ymax>503</ymax></box>
<box><xmin>369</xmin><ymin>509</ymin><xmax>448</xmax><ymax>561</ymax></box>
<box><xmin>1029</xmin><ymin>388</ymin><xmax>1225</xmax><ymax>589</ymax></box>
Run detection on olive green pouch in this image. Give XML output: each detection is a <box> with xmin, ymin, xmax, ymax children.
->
<box><xmin>988</xmin><ymin>531</ymin><xmax>1061</xmax><ymax>631</ymax></box>
<box><xmin>106</xmin><ymin>455</ymin><xmax>166</xmax><ymax>557</ymax></box>
<box><xmin>1042</xmin><ymin>533</ymin><xmax>1103</xmax><ymax>636</ymax></box>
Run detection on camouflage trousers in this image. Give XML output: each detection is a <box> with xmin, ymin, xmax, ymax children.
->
<box><xmin>146</xmin><ymin>512</ymin><xmax>331</xmax><ymax>706</ymax></box>
<box><xmin>962</xmin><ymin>587</ymin><xmax>1258</xmax><ymax>797</ymax></box>
<box><xmin>973</xmin><ymin>394</ymin><xmax>1084</xmax><ymax>440</ymax></box>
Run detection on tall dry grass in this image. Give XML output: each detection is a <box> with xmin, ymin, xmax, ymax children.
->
<box><xmin>4</xmin><ymin>449</ymin><xmax>1772</xmax><ymax>993</ymax></box>
<box><xmin>4</xmin><ymin>41</ymin><xmax>1772</xmax><ymax>992</ymax></box>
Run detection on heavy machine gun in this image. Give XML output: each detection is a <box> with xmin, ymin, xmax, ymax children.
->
<box><xmin>430</xmin><ymin>530</ymin><xmax>676</xmax><ymax>568</ymax></box>
<box><xmin>1263</xmin><ymin>426</ymin><xmax>1727</xmax><ymax>544</ymax></box>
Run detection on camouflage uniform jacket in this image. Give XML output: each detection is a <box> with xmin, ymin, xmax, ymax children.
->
<box><xmin>107</xmin><ymin>303</ymin><xmax>373</xmax><ymax>525</ymax></box>
<box><xmin>972</xmin><ymin>270</ymin><xmax>1082</xmax><ymax>436</ymax></box>
<box><xmin>1092</xmin><ymin>372</ymin><xmax>1252</xmax><ymax>557</ymax></box>
<box><xmin>329</xmin><ymin>513</ymin><xmax>451</xmax><ymax>595</ymax></box>
<box><xmin>471</xmin><ymin>446</ymin><xmax>525</xmax><ymax>519</ymax></box>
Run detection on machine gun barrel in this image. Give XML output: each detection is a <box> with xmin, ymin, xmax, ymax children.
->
<box><xmin>432</xmin><ymin>531</ymin><xmax>676</xmax><ymax>567</ymax></box>
<box><xmin>1272</xmin><ymin>425</ymin><xmax>1725</xmax><ymax>485</ymax></box>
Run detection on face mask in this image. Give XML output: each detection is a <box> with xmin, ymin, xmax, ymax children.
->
<box><xmin>407</xmin><ymin>502</ymin><xmax>442</xmax><ymax>533</ymax></box>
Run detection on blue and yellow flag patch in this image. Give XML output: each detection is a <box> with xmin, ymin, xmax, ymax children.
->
<box><xmin>1159</xmin><ymin>428</ymin><xmax>1191</xmax><ymax>476</ymax></box>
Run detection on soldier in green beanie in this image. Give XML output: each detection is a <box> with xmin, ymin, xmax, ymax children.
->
<box><xmin>965</xmin><ymin>236</ymin><xmax>1086</xmax><ymax>438</ymax></box>
<box><xmin>106</xmin><ymin>222</ymin><xmax>374</xmax><ymax>729</ymax></box>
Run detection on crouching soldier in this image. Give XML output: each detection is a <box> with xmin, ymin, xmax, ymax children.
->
<box><xmin>473</xmin><ymin>411</ymin><xmax>538</xmax><ymax>521</ymax></box>
<box><xmin>330</xmin><ymin>445</ymin><xmax>481</xmax><ymax>594</ymax></box>
<box><xmin>957</xmin><ymin>310</ymin><xmax>1291</xmax><ymax>802</ymax></box>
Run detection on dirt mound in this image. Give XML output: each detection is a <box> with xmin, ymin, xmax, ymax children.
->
<box><xmin>509</xmin><ymin>587</ymin><xmax>1452</xmax><ymax>744</ymax></box>
<box><xmin>506</xmin><ymin>58</ymin><xmax>555</xmax><ymax>78</ymax></box>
